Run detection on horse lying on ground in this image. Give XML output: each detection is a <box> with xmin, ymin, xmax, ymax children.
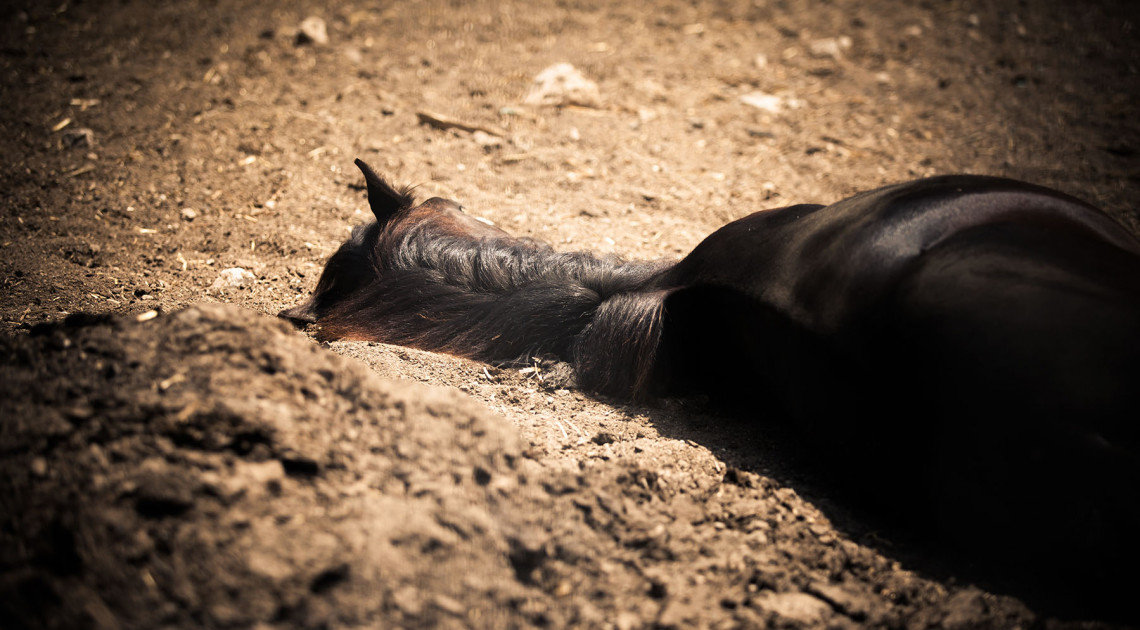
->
<box><xmin>282</xmin><ymin>159</ymin><xmax>1140</xmax><ymax>618</ymax></box>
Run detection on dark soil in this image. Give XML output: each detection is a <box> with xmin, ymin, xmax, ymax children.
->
<box><xmin>2</xmin><ymin>0</ymin><xmax>1139</xmax><ymax>628</ymax></box>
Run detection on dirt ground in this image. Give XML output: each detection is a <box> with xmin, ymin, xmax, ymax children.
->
<box><xmin>2</xmin><ymin>0</ymin><xmax>1139</xmax><ymax>628</ymax></box>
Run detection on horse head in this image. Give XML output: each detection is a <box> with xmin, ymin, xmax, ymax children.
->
<box><xmin>278</xmin><ymin>158</ymin><xmax>505</xmax><ymax>327</ymax></box>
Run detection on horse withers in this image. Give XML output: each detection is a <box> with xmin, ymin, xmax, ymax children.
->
<box><xmin>282</xmin><ymin>159</ymin><xmax>1140</xmax><ymax>618</ymax></box>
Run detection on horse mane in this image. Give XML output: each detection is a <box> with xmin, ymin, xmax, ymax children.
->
<box><xmin>317</xmin><ymin>223</ymin><xmax>674</xmax><ymax>400</ymax></box>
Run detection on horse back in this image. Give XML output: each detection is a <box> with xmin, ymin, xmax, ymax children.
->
<box><xmin>663</xmin><ymin>175</ymin><xmax>1140</xmax><ymax>334</ymax></box>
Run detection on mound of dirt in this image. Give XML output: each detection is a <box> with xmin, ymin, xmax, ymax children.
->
<box><xmin>0</xmin><ymin>304</ymin><xmax>1067</xmax><ymax>629</ymax></box>
<box><xmin>1</xmin><ymin>304</ymin><xmax>532</xmax><ymax>628</ymax></box>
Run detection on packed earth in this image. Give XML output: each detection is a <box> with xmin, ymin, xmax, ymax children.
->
<box><xmin>2</xmin><ymin>0</ymin><xmax>1139</xmax><ymax>628</ymax></box>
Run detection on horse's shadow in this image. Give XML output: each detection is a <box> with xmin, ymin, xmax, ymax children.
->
<box><xmin>629</xmin><ymin>395</ymin><xmax>1133</xmax><ymax>625</ymax></box>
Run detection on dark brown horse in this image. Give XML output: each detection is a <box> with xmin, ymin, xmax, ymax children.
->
<box><xmin>283</xmin><ymin>159</ymin><xmax>1140</xmax><ymax>618</ymax></box>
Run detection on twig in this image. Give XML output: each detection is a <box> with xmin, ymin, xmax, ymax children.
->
<box><xmin>563</xmin><ymin>416</ymin><xmax>583</xmax><ymax>437</ymax></box>
<box><xmin>552</xmin><ymin>419</ymin><xmax>569</xmax><ymax>440</ymax></box>
<box><xmin>416</xmin><ymin>110</ymin><xmax>508</xmax><ymax>137</ymax></box>
<box><xmin>66</xmin><ymin>164</ymin><xmax>95</xmax><ymax>178</ymax></box>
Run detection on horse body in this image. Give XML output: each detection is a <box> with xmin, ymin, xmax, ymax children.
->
<box><xmin>283</xmin><ymin>160</ymin><xmax>1140</xmax><ymax>616</ymax></box>
<box><xmin>655</xmin><ymin>175</ymin><xmax>1140</xmax><ymax>421</ymax></box>
<box><xmin>650</xmin><ymin>178</ymin><xmax>1140</xmax><ymax>590</ymax></box>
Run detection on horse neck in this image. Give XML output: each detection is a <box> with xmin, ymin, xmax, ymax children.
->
<box><xmin>387</xmin><ymin>227</ymin><xmax>669</xmax><ymax>296</ymax></box>
<box><xmin>350</xmin><ymin>228</ymin><xmax>674</xmax><ymax>390</ymax></box>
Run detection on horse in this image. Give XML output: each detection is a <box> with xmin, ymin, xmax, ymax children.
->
<box><xmin>282</xmin><ymin>158</ymin><xmax>1140</xmax><ymax>618</ymax></box>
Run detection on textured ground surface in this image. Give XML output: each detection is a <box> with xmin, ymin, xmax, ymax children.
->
<box><xmin>2</xmin><ymin>0</ymin><xmax>1139</xmax><ymax>627</ymax></box>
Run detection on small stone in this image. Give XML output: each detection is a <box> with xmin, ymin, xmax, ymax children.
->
<box><xmin>740</xmin><ymin>91</ymin><xmax>784</xmax><ymax>113</ymax></box>
<box><xmin>592</xmin><ymin>432</ymin><xmax>617</xmax><ymax>445</ymax></box>
<box><xmin>755</xmin><ymin>591</ymin><xmax>831</xmax><ymax>624</ymax></box>
<box><xmin>808</xmin><ymin>36</ymin><xmax>852</xmax><ymax>59</ymax></box>
<box><xmin>297</xmin><ymin>16</ymin><xmax>328</xmax><ymax>46</ymax></box>
<box><xmin>639</xmin><ymin>78</ymin><xmax>666</xmax><ymax>100</ymax></box>
<box><xmin>210</xmin><ymin>267</ymin><xmax>256</xmax><ymax>291</ymax></box>
<box><xmin>524</xmin><ymin>63</ymin><xmax>601</xmax><ymax>108</ymax></box>
<box><xmin>180</xmin><ymin>208</ymin><xmax>198</xmax><ymax>221</ymax></box>
<box><xmin>392</xmin><ymin>586</ymin><xmax>423</xmax><ymax>615</ymax></box>
<box><xmin>615</xmin><ymin>612</ymin><xmax>640</xmax><ymax>630</ymax></box>
<box><xmin>60</xmin><ymin>127</ymin><xmax>95</xmax><ymax>149</ymax></box>
<box><xmin>244</xmin><ymin>459</ymin><xmax>285</xmax><ymax>485</ymax></box>
<box><xmin>210</xmin><ymin>603</ymin><xmax>242</xmax><ymax>625</ymax></box>
<box><xmin>248</xmin><ymin>549</ymin><xmax>294</xmax><ymax>580</ymax></box>
<box><xmin>133</xmin><ymin>470</ymin><xmax>195</xmax><ymax>518</ymax></box>
<box><xmin>30</xmin><ymin>457</ymin><xmax>48</xmax><ymax>477</ymax></box>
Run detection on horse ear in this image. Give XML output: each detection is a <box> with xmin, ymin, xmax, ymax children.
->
<box><xmin>354</xmin><ymin>158</ymin><xmax>414</xmax><ymax>223</ymax></box>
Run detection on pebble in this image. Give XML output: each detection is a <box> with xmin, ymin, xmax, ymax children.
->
<box><xmin>615</xmin><ymin>611</ymin><xmax>641</xmax><ymax>630</ymax></box>
<box><xmin>133</xmin><ymin>470</ymin><xmax>195</xmax><ymax>517</ymax></box>
<box><xmin>524</xmin><ymin>63</ymin><xmax>601</xmax><ymax>108</ymax></box>
<box><xmin>244</xmin><ymin>459</ymin><xmax>285</xmax><ymax>485</ymax></box>
<box><xmin>247</xmin><ymin>549</ymin><xmax>294</xmax><ymax>580</ymax></box>
<box><xmin>297</xmin><ymin>16</ymin><xmax>328</xmax><ymax>46</ymax></box>
<box><xmin>808</xmin><ymin>36</ymin><xmax>852</xmax><ymax>59</ymax></box>
<box><xmin>755</xmin><ymin>591</ymin><xmax>831</xmax><ymax>624</ymax></box>
<box><xmin>180</xmin><ymin>208</ymin><xmax>198</xmax><ymax>221</ymax></box>
<box><xmin>210</xmin><ymin>267</ymin><xmax>256</xmax><ymax>291</ymax></box>
<box><xmin>391</xmin><ymin>586</ymin><xmax>423</xmax><ymax>615</ymax></box>
<box><xmin>740</xmin><ymin>91</ymin><xmax>784</xmax><ymax>113</ymax></box>
<box><xmin>343</xmin><ymin>47</ymin><xmax>363</xmax><ymax>64</ymax></box>
<box><xmin>31</xmin><ymin>457</ymin><xmax>48</xmax><ymax>477</ymax></box>
<box><xmin>60</xmin><ymin>127</ymin><xmax>95</xmax><ymax>149</ymax></box>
